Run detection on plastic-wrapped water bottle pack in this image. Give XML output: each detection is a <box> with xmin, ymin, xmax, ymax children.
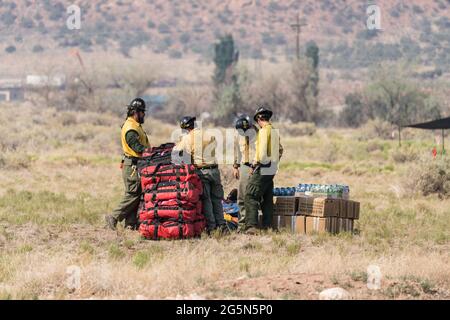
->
<box><xmin>273</xmin><ymin>184</ymin><xmax>350</xmax><ymax>199</ymax></box>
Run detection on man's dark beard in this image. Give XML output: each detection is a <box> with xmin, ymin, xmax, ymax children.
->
<box><xmin>138</xmin><ymin>115</ymin><xmax>145</xmax><ymax>124</ymax></box>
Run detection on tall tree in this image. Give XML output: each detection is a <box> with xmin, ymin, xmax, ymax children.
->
<box><xmin>212</xmin><ymin>34</ymin><xmax>240</xmax><ymax>124</ymax></box>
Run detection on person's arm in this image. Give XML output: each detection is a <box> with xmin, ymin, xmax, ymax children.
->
<box><xmin>279</xmin><ymin>141</ymin><xmax>284</xmax><ymax>160</ymax></box>
<box><xmin>125</xmin><ymin>130</ymin><xmax>146</xmax><ymax>154</ymax></box>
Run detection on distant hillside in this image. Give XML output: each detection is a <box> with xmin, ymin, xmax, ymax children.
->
<box><xmin>1</xmin><ymin>0</ymin><xmax>450</xmax><ymax>69</ymax></box>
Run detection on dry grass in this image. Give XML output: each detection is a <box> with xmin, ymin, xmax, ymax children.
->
<box><xmin>0</xmin><ymin>104</ymin><xmax>449</xmax><ymax>300</ymax></box>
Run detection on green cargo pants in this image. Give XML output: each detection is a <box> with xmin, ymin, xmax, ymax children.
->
<box><xmin>238</xmin><ymin>165</ymin><xmax>251</xmax><ymax>227</ymax></box>
<box><xmin>111</xmin><ymin>159</ymin><xmax>141</xmax><ymax>227</ymax></box>
<box><xmin>197</xmin><ymin>167</ymin><xmax>225</xmax><ymax>230</ymax></box>
<box><xmin>244</xmin><ymin>169</ymin><xmax>274</xmax><ymax>229</ymax></box>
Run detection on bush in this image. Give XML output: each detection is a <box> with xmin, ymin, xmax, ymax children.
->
<box><xmin>366</xmin><ymin>140</ymin><xmax>384</xmax><ymax>153</ymax></box>
<box><xmin>32</xmin><ymin>45</ymin><xmax>44</xmax><ymax>53</ymax></box>
<box><xmin>179</xmin><ymin>32</ymin><xmax>190</xmax><ymax>44</ymax></box>
<box><xmin>0</xmin><ymin>12</ymin><xmax>16</xmax><ymax>26</ymax></box>
<box><xmin>276</xmin><ymin>122</ymin><xmax>316</xmax><ymax>137</ymax></box>
<box><xmin>410</xmin><ymin>157</ymin><xmax>450</xmax><ymax>197</ymax></box>
<box><xmin>5</xmin><ymin>46</ymin><xmax>16</xmax><ymax>54</ymax></box>
<box><xmin>340</xmin><ymin>93</ymin><xmax>370</xmax><ymax>127</ymax></box>
<box><xmin>168</xmin><ymin>49</ymin><xmax>182</xmax><ymax>59</ymax></box>
<box><xmin>158</xmin><ymin>23</ymin><xmax>170</xmax><ymax>34</ymax></box>
<box><xmin>358</xmin><ymin>119</ymin><xmax>393</xmax><ymax>140</ymax></box>
<box><xmin>391</xmin><ymin>147</ymin><xmax>419</xmax><ymax>163</ymax></box>
<box><xmin>47</xmin><ymin>2</ymin><xmax>65</xmax><ymax>21</ymax></box>
<box><xmin>20</xmin><ymin>17</ymin><xmax>34</xmax><ymax>29</ymax></box>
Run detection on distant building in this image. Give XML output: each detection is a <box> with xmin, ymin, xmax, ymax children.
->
<box><xmin>25</xmin><ymin>74</ymin><xmax>66</xmax><ymax>88</ymax></box>
<box><xmin>0</xmin><ymin>79</ymin><xmax>24</xmax><ymax>102</ymax></box>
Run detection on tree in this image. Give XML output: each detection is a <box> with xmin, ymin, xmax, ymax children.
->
<box><xmin>212</xmin><ymin>34</ymin><xmax>239</xmax><ymax>88</ymax></box>
<box><xmin>287</xmin><ymin>58</ymin><xmax>320</xmax><ymax>123</ymax></box>
<box><xmin>339</xmin><ymin>93</ymin><xmax>372</xmax><ymax>127</ymax></box>
<box><xmin>305</xmin><ymin>41</ymin><xmax>320</xmax><ymax>102</ymax></box>
<box><xmin>369</xmin><ymin>78</ymin><xmax>441</xmax><ymax>145</ymax></box>
<box><xmin>110</xmin><ymin>62</ymin><xmax>160</xmax><ymax>98</ymax></box>
<box><xmin>338</xmin><ymin>64</ymin><xmax>443</xmax><ymax>142</ymax></box>
<box><xmin>212</xmin><ymin>34</ymin><xmax>241</xmax><ymax>125</ymax></box>
<box><xmin>306</xmin><ymin>41</ymin><xmax>319</xmax><ymax>69</ymax></box>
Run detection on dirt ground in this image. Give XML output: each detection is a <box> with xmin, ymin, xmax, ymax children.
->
<box><xmin>2</xmin><ymin>223</ymin><xmax>448</xmax><ymax>300</ymax></box>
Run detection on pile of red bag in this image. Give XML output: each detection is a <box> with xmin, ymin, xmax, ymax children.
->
<box><xmin>137</xmin><ymin>143</ymin><xmax>206</xmax><ymax>240</ymax></box>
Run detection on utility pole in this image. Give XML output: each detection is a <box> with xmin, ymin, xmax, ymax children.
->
<box><xmin>290</xmin><ymin>14</ymin><xmax>307</xmax><ymax>60</ymax></box>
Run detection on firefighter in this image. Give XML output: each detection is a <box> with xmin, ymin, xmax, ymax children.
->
<box><xmin>233</xmin><ymin>115</ymin><xmax>258</xmax><ymax>230</ymax></box>
<box><xmin>244</xmin><ymin>106</ymin><xmax>283</xmax><ymax>234</ymax></box>
<box><xmin>173</xmin><ymin>116</ymin><xmax>227</xmax><ymax>233</ymax></box>
<box><xmin>106</xmin><ymin>98</ymin><xmax>150</xmax><ymax>230</ymax></box>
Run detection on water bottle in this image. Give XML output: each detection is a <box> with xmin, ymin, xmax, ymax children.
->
<box><xmin>290</xmin><ymin>187</ymin><xmax>295</xmax><ymax>196</ymax></box>
<box><xmin>274</xmin><ymin>187</ymin><xmax>280</xmax><ymax>196</ymax></box>
<box><xmin>343</xmin><ymin>185</ymin><xmax>350</xmax><ymax>200</ymax></box>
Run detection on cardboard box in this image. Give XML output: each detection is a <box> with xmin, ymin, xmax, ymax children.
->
<box><xmin>345</xmin><ymin>200</ymin><xmax>353</xmax><ymax>218</ymax></box>
<box><xmin>353</xmin><ymin>201</ymin><xmax>360</xmax><ymax>220</ymax></box>
<box><xmin>274</xmin><ymin>196</ymin><xmax>299</xmax><ymax>216</ymax></box>
<box><xmin>297</xmin><ymin>195</ymin><xmax>314</xmax><ymax>215</ymax></box>
<box><xmin>338</xmin><ymin>199</ymin><xmax>347</xmax><ymax>218</ymax></box>
<box><xmin>305</xmin><ymin>216</ymin><xmax>334</xmax><ymax>234</ymax></box>
<box><xmin>271</xmin><ymin>215</ymin><xmax>286</xmax><ymax>230</ymax></box>
<box><xmin>311</xmin><ymin>198</ymin><xmax>339</xmax><ymax>217</ymax></box>
<box><xmin>284</xmin><ymin>216</ymin><xmax>306</xmax><ymax>234</ymax></box>
<box><xmin>337</xmin><ymin>218</ymin><xmax>354</xmax><ymax>233</ymax></box>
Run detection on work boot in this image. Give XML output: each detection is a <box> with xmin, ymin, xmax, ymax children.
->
<box><xmin>124</xmin><ymin>223</ymin><xmax>139</xmax><ymax>231</ymax></box>
<box><xmin>105</xmin><ymin>215</ymin><xmax>118</xmax><ymax>230</ymax></box>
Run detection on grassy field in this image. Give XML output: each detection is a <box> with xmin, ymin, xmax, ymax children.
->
<box><xmin>0</xmin><ymin>104</ymin><xmax>449</xmax><ymax>300</ymax></box>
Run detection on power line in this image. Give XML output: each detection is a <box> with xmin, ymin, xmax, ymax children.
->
<box><xmin>290</xmin><ymin>13</ymin><xmax>307</xmax><ymax>60</ymax></box>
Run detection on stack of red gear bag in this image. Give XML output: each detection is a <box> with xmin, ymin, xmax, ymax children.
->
<box><xmin>137</xmin><ymin>143</ymin><xmax>207</xmax><ymax>240</ymax></box>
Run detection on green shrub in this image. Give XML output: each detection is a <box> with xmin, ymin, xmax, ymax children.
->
<box><xmin>276</xmin><ymin>122</ymin><xmax>316</xmax><ymax>137</ymax></box>
<box><xmin>391</xmin><ymin>147</ymin><xmax>419</xmax><ymax>163</ymax></box>
<box><xmin>358</xmin><ymin>119</ymin><xmax>393</xmax><ymax>140</ymax></box>
<box><xmin>32</xmin><ymin>45</ymin><xmax>44</xmax><ymax>53</ymax></box>
<box><xmin>5</xmin><ymin>46</ymin><xmax>16</xmax><ymax>54</ymax></box>
<box><xmin>411</xmin><ymin>157</ymin><xmax>450</xmax><ymax>197</ymax></box>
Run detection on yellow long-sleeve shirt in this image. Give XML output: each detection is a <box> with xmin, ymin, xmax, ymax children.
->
<box><xmin>174</xmin><ymin>128</ymin><xmax>218</xmax><ymax>167</ymax></box>
<box><xmin>233</xmin><ymin>127</ymin><xmax>257</xmax><ymax>167</ymax></box>
<box><xmin>254</xmin><ymin>123</ymin><xmax>283</xmax><ymax>165</ymax></box>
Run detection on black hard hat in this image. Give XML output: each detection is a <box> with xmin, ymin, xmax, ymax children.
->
<box><xmin>235</xmin><ymin>115</ymin><xmax>251</xmax><ymax>131</ymax></box>
<box><xmin>128</xmin><ymin>98</ymin><xmax>146</xmax><ymax>112</ymax></box>
<box><xmin>253</xmin><ymin>105</ymin><xmax>273</xmax><ymax>121</ymax></box>
<box><xmin>180</xmin><ymin>116</ymin><xmax>196</xmax><ymax>129</ymax></box>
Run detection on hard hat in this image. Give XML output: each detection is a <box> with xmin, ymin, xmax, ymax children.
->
<box><xmin>235</xmin><ymin>115</ymin><xmax>252</xmax><ymax>131</ymax></box>
<box><xmin>253</xmin><ymin>105</ymin><xmax>273</xmax><ymax>121</ymax></box>
<box><xmin>127</xmin><ymin>98</ymin><xmax>146</xmax><ymax>112</ymax></box>
<box><xmin>180</xmin><ymin>116</ymin><xmax>196</xmax><ymax>129</ymax></box>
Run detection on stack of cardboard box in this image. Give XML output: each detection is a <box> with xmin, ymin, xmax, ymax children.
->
<box><xmin>271</xmin><ymin>195</ymin><xmax>360</xmax><ymax>234</ymax></box>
